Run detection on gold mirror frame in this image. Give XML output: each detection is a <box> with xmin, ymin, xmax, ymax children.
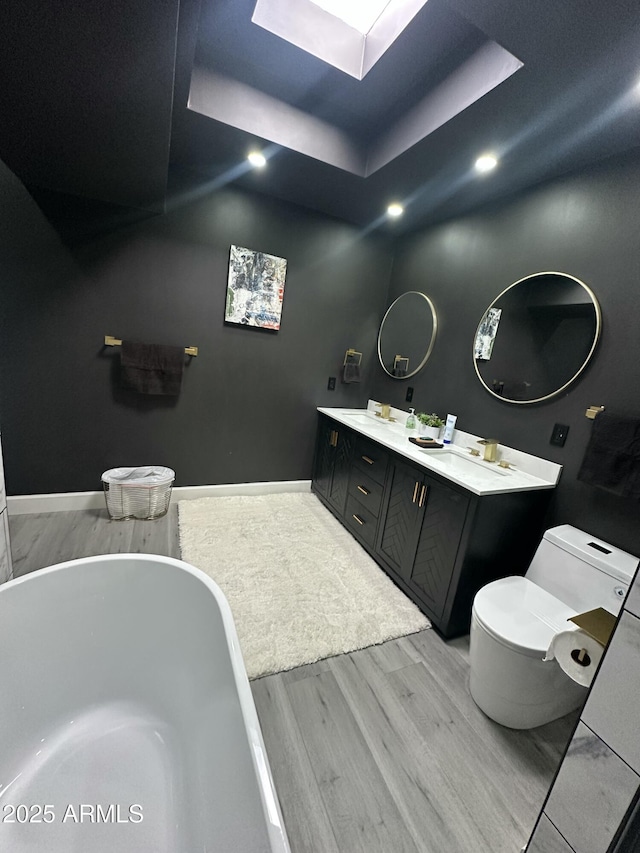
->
<box><xmin>473</xmin><ymin>271</ymin><xmax>602</xmax><ymax>404</ymax></box>
<box><xmin>378</xmin><ymin>291</ymin><xmax>438</xmax><ymax>380</ymax></box>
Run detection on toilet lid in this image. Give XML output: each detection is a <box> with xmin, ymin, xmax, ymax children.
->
<box><xmin>473</xmin><ymin>576</ymin><xmax>578</xmax><ymax>654</ymax></box>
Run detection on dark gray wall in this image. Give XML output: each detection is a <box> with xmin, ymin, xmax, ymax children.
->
<box><xmin>0</xmin><ymin>159</ymin><xmax>393</xmax><ymax>493</ymax></box>
<box><xmin>371</xmin><ymin>150</ymin><xmax>640</xmax><ymax>557</ymax></box>
<box><xmin>4</xmin><ymin>149</ymin><xmax>640</xmax><ymax>558</ymax></box>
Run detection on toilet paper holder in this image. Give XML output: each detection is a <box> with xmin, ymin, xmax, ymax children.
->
<box><xmin>571</xmin><ymin>647</ymin><xmax>591</xmax><ymax>666</ymax></box>
<box><xmin>569</xmin><ymin>607</ymin><xmax>616</xmax><ymax>647</ymax></box>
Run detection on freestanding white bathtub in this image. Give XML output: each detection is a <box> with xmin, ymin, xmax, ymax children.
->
<box><xmin>0</xmin><ymin>554</ymin><xmax>290</xmax><ymax>853</ymax></box>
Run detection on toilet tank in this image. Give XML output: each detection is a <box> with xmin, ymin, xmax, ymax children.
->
<box><xmin>525</xmin><ymin>525</ymin><xmax>638</xmax><ymax>615</ymax></box>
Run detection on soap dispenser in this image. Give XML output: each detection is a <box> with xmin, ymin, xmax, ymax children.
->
<box><xmin>405</xmin><ymin>408</ymin><xmax>417</xmax><ymax>431</ymax></box>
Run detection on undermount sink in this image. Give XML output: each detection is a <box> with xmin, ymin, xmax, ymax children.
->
<box><xmin>432</xmin><ymin>451</ymin><xmax>509</xmax><ymax>477</ymax></box>
<box><xmin>343</xmin><ymin>413</ymin><xmax>393</xmax><ymax>427</ymax></box>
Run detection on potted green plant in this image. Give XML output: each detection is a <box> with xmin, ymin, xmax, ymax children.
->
<box><xmin>416</xmin><ymin>412</ymin><xmax>444</xmax><ymax>440</ymax></box>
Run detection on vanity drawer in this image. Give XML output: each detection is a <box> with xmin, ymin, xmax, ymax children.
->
<box><xmin>345</xmin><ymin>495</ymin><xmax>377</xmax><ymax>549</ymax></box>
<box><xmin>348</xmin><ymin>469</ymin><xmax>383</xmax><ymax>517</ymax></box>
<box><xmin>353</xmin><ymin>436</ymin><xmax>389</xmax><ymax>486</ymax></box>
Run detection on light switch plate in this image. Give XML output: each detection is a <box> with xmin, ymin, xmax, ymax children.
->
<box><xmin>550</xmin><ymin>423</ymin><xmax>569</xmax><ymax>447</ymax></box>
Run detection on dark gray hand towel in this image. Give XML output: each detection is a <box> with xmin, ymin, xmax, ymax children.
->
<box><xmin>342</xmin><ymin>363</ymin><xmax>361</xmax><ymax>383</ymax></box>
<box><xmin>120</xmin><ymin>341</ymin><xmax>184</xmax><ymax>396</ymax></box>
<box><xmin>577</xmin><ymin>411</ymin><xmax>640</xmax><ymax>498</ymax></box>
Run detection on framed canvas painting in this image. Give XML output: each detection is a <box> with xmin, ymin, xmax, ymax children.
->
<box><xmin>225</xmin><ymin>245</ymin><xmax>287</xmax><ymax>330</ymax></box>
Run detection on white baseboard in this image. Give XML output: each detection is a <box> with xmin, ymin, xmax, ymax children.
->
<box><xmin>7</xmin><ymin>480</ymin><xmax>313</xmax><ymax>515</ymax></box>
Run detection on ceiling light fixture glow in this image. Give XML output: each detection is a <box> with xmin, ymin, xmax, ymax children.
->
<box><xmin>475</xmin><ymin>153</ymin><xmax>498</xmax><ymax>173</ymax></box>
<box><xmin>308</xmin><ymin>0</ymin><xmax>392</xmax><ymax>34</ymax></box>
<box><xmin>248</xmin><ymin>151</ymin><xmax>267</xmax><ymax>168</ymax></box>
<box><xmin>387</xmin><ymin>202</ymin><xmax>404</xmax><ymax>218</ymax></box>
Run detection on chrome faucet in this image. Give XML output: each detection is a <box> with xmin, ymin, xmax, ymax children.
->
<box><xmin>477</xmin><ymin>438</ymin><xmax>499</xmax><ymax>462</ymax></box>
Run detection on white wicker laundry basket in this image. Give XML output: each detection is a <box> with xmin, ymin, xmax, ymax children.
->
<box><xmin>102</xmin><ymin>466</ymin><xmax>175</xmax><ymax>520</ymax></box>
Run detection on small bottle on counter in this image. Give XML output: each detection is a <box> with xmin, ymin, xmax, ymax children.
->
<box><xmin>405</xmin><ymin>408</ymin><xmax>417</xmax><ymax>431</ymax></box>
<box><xmin>442</xmin><ymin>414</ymin><xmax>457</xmax><ymax>444</ymax></box>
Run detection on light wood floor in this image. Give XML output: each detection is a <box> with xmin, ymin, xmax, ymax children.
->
<box><xmin>9</xmin><ymin>506</ymin><xmax>576</xmax><ymax>853</ymax></box>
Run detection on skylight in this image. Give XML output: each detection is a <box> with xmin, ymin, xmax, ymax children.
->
<box><xmin>191</xmin><ymin>2</ymin><xmax>524</xmax><ymax>179</ymax></box>
<box><xmin>308</xmin><ymin>0</ymin><xmax>392</xmax><ymax>34</ymax></box>
<box><xmin>252</xmin><ymin>0</ymin><xmax>430</xmax><ymax>80</ymax></box>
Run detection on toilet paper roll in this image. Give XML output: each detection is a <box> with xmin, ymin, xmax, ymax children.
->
<box><xmin>544</xmin><ymin>627</ymin><xmax>604</xmax><ymax>687</ymax></box>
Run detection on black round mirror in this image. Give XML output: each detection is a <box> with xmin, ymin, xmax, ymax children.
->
<box><xmin>378</xmin><ymin>291</ymin><xmax>437</xmax><ymax>379</ymax></box>
<box><xmin>473</xmin><ymin>271</ymin><xmax>601</xmax><ymax>404</ymax></box>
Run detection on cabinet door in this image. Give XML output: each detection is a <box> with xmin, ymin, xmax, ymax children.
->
<box><xmin>313</xmin><ymin>418</ymin><xmax>336</xmax><ymax>499</ymax></box>
<box><xmin>327</xmin><ymin>428</ymin><xmax>355</xmax><ymax>515</ymax></box>
<box><xmin>409</xmin><ymin>476</ymin><xmax>469</xmax><ymax>619</ymax></box>
<box><xmin>377</xmin><ymin>459</ymin><xmax>424</xmax><ymax>579</ymax></box>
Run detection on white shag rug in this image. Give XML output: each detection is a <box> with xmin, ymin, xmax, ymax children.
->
<box><xmin>178</xmin><ymin>492</ymin><xmax>430</xmax><ymax>679</ymax></box>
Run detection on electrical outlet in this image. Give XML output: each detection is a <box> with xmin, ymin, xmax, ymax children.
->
<box><xmin>327</xmin><ymin>376</ymin><xmax>336</xmax><ymax>391</ymax></box>
<box><xmin>550</xmin><ymin>423</ymin><xmax>569</xmax><ymax>447</ymax></box>
<box><xmin>406</xmin><ymin>386</ymin><xmax>414</xmax><ymax>402</ymax></box>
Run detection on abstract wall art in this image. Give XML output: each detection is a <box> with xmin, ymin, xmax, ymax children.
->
<box><xmin>225</xmin><ymin>245</ymin><xmax>287</xmax><ymax>330</ymax></box>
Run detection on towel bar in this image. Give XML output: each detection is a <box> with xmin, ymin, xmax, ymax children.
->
<box><xmin>585</xmin><ymin>405</ymin><xmax>605</xmax><ymax>419</ymax></box>
<box><xmin>104</xmin><ymin>335</ymin><xmax>198</xmax><ymax>357</ymax></box>
<box><xmin>393</xmin><ymin>355</ymin><xmax>409</xmax><ymax>372</ymax></box>
<box><xmin>343</xmin><ymin>348</ymin><xmax>362</xmax><ymax>366</ymax></box>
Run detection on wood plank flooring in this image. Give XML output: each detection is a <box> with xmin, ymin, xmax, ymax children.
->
<box><xmin>8</xmin><ymin>506</ymin><xmax>576</xmax><ymax>853</ymax></box>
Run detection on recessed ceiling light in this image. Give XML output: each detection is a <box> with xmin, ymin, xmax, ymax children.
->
<box><xmin>248</xmin><ymin>151</ymin><xmax>267</xmax><ymax>168</ymax></box>
<box><xmin>475</xmin><ymin>154</ymin><xmax>498</xmax><ymax>173</ymax></box>
<box><xmin>387</xmin><ymin>203</ymin><xmax>404</xmax><ymax>218</ymax></box>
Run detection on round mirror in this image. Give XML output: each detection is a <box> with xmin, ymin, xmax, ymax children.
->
<box><xmin>378</xmin><ymin>291</ymin><xmax>437</xmax><ymax>379</ymax></box>
<box><xmin>473</xmin><ymin>271</ymin><xmax>601</xmax><ymax>404</ymax></box>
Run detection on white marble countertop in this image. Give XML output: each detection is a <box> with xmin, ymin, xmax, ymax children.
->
<box><xmin>317</xmin><ymin>403</ymin><xmax>562</xmax><ymax>497</ymax></box>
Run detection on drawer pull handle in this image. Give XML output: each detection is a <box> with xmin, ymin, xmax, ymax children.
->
<box><xmin>419</xmin><ymin>485</ymin><xmax>427</xmax><ymax>507</ymax></box>
<box><xmin>412</xmin><ymin>481</ymin><xmax>420</xmax><ymax>503</ymax></box>
<box><xmin>352</xmin><ymin>514</ymin><xmax>365</xmax><ymax>525</ymax></box>
<box><xmin>361</xmin><ymin>455</ymin><xmax>374</xmax><ymax>465</ymax></box>
<box><xmin>357</xmin><ymin>485</ymin><xmax>370</xmax><ymax>495</ymax></box>
<box><xmin>331</xmin><ymin>430</ymin><xmax>339</xmax><ymax>447</ymax></box>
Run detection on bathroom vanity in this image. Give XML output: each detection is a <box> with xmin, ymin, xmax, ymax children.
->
<box><xmin>312</xmin><ymin>406</ymin><xmax>561</xmax><ymax>638</ymax></box>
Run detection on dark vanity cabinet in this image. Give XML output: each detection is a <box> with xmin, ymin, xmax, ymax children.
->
<box><xmin>377</xmin><ymin>459</ymin><xmax>470</xmax><ymax>624</ymax></box>
<box><xmin>312</xmin><ymin>414</ymin><xmax>550</xmax><ymax>638</ymax></box>
<box><xmin>343</xmin><ymin>434</ymin><xmax>389</xmax><ymax>550</ymax></box>
<box><xmin>313</xmin><ymin>417</ymin><xmax>356</xmax><ymax>516</ymax></box>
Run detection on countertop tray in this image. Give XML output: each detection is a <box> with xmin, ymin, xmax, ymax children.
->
<box><xmin>409</xmin><ymin>437</ymin><xmax>444</xmax><ymax>449</ymax></box>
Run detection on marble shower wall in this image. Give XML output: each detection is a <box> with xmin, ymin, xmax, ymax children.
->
<box><xmin>527</xmin><ymin>564</ymin><xmax>640</xmax><ymax>852</ymax></box>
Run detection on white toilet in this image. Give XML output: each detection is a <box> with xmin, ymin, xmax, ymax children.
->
<box><xmin>469</xmin><ymin>525</ymin><xmax>638</xmax><ymax>729</ymax></box>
